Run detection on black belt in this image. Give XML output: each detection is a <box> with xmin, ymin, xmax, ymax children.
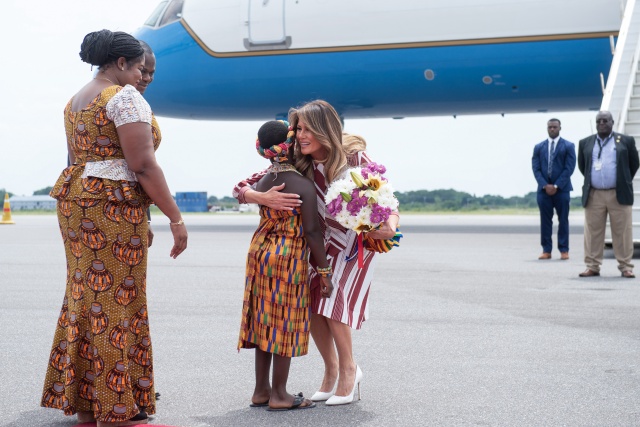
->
<box><xmin>592</xmin><ymin>187</ymin><xmax>615</xmax><ymax>190</ymax></box>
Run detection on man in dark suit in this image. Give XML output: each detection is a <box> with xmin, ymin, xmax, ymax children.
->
<box><xmin>532</xmin><ymin>118</ymin><xmax>576</xmax><ymax>260</ymax></box>
<box><xmin>577</xmin><ymin>110</ymin><xmax>639</xmax><ymax>278</ymax></box>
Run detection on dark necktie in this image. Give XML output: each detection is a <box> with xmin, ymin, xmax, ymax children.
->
<box><xmin>597</xmin><ymin>137</ymin><xmax>610</xmax><ymax>159</ymax></box>
<box><xmin>548</xmin><ymin>140</ymin><xmax>555</xmax><ymax>178</ymax></box>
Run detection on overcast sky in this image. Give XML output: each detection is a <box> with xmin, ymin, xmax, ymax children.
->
<box><xmin>0</xmin><ymin>0</ymin><xmax>601</xmax><ymax>199</ymax></box>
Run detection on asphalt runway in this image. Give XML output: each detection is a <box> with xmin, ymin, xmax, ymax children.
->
<box><xmin>1</xmin><ymin>214</ymin><xmax>639</xmax><ymax>427</ymax></box>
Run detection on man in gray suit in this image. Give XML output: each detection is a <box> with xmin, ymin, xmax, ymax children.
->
<box><xmin>577</xmin><ymin>110</ymin><xmax>639</xmax><ymax>278</ymax></box>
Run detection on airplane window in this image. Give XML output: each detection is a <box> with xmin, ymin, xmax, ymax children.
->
<box><xmin>158</xmin><ymin>0</ymin><xmax>184</xmax><ymax>27</ymax></box>
<box><xmin>144</xmin><ymin>1</ymin><xmax>169</xmax><ymax>27</ymax></box>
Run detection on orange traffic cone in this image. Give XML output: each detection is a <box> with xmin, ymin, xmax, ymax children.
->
<box><xmin>1</xmin><ymin>193</ymin><xmax>15</xmax><ymax>224</ymax></box>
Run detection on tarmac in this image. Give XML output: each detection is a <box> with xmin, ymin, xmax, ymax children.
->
<box><xmin>1</xmin><ymin>213</ymin><xmax>639</xmax><ymax>427</ymax></box>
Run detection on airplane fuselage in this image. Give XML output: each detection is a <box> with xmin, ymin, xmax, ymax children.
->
<box><xmin>135</xmin><ymin>0</ymin><xmax>625</xmax><ymax>120</ymax></box>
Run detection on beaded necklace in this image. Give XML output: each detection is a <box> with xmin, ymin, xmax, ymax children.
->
<box><xmin>268</xmin><ymin>162</ymin><xmax>302</xmax><ymax>178</ymax></box>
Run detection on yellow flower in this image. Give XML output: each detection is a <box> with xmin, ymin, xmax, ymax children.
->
<box><xmin>363</xmin><ymin>189</ymin><xmax>378</xmax><ymax>203</ymax></box>
<box><xmin>354</xmin><ymin>223</ymin><xmax>371</xmax><ymax>234</ymax></box>
<box><xmin>366</xmin><ymin>176</ymin><xmax>383</xmax><ymax>191</ymax></box>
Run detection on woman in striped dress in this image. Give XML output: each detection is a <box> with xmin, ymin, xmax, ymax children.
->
<box><xmin>233</xmin><ymin>100</ymin><xmax>399</xmax><ymax>406</ymax></box>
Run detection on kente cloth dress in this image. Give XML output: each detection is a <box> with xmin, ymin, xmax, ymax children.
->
<box><xmin>233</xmin><ymin>152</ymin><xmax>378</xmax><ymax>329</ymax></box>
<box><xmin>238</xmin><ymin>206</ymin><xmax>311</xmax><ymax>357</ymax></box>
<box><xmin>42</xmin><ymin>85</ymin><xmax>160</xmax><ymax>422</ymax></box>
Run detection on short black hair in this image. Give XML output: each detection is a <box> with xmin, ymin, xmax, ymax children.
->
<box><xmin>548</xmin><ymin>118</ymin><xmax>561</xmax><ymax>125</ymax></box>
<box><xmin>139</xmin><ymin>40</ymin><xmax>154</xmax><ymax>55</ymax></box>
<box><xmin>258</xmin><ymin>121</ymin><xmax>288</xmax><ymax>149</ymax></box>
<box><xmin>79</xmin><ymin>29</ymin><xmax>145</xmax><ymax>68</ymax></box>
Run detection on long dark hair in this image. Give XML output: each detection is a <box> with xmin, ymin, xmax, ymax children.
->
<box><xmin>290</xmin><ymin>100</ymin><xmax>346</xmax><ymax>183</ymax></box>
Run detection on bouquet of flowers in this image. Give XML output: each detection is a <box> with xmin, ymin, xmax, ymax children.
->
<box><xmin>324</xmin><ymin>162</ymin><xmax>401</xmax><ymax>265</ymax></box>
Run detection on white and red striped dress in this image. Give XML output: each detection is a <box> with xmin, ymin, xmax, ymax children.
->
<box><xmin>233</xmin><ymin>151</ymin><xmax>377</xmax><ymax>329</ymax></box>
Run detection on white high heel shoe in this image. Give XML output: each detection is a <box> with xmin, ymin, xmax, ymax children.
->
<box><xmin>325</xmin><ymin>365</ymin><xmax>363</xmax><ymax>406</ymax></box>
<box><xmin>310</xmin><ymin>381</ymin><xmax>338</xmax><ymax>402</ymax></box>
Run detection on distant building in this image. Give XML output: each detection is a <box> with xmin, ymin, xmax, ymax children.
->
<box><xmin>10</xmin><ymin>195</ymin><xmax>56</xmax><ymax>211</ymax></box>
<box><xmin>175</xmin><ymin>192</ymin><xmax>208</xmax><ymax>212</ymax></box>
<box><xmin>238</xmin><ymin>204</ymin><xmax>259</xmax><ymax>213</ymax></box>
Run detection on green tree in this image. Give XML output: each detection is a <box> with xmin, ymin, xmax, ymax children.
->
<box><xmin>0</xmin><ymin>188</ymin><xmax>13</xmax><ymax>202</ymax></box>
<box><xmin>570</xmin><ymin>196</ymin><xmax>582</xmax><ymax>208</ymax></box>
<box><xmin>33</xmin><ymin>186</ymin><xmax>53</xmax><ymax>195</ymax></box>
<box><xmin>205</xmin><ymin>189</ymin><xmax>583</xmax><ymax>213</ymax></box>
<box><xmin>479</xmin><ymin>194</ymin><xmax>507</xmax><ymax>208</ymax></box>
<box><xmin>391</xmin><ymin>188</ymin><xmax>583</xmax><ymax>211</ymax></box>
<box><xmin>213</xmin><ymin>196</ymin><xmax>239</xmax><ymax>210</ymax></box>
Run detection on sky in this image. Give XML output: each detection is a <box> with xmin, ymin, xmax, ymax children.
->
<box><xmin>0</xmin><ymin>0</ymin><xmax>602</xmax><ymax>199</ymax></box>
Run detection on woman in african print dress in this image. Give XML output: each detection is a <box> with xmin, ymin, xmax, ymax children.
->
<box><xmin>238</xmin><ymin>120</ymin><xmax>334</xmax><ymax>411</ymax></box>
<box><xmin>42</xmin><ymin>30</ymin><xmax>187</xmax><ymax>427</ymax></box>
<box><xmin>232</xmin><ymin>100</ymin><xmax>399</xmax><ymax>406</ymax></box>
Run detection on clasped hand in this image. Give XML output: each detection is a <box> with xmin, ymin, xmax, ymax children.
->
<box><xmin>367</xmin><ymin>215</ymin><xmax>399</xmax><ymax>240</ymax></box>
<box><xmin>320</xmin><ymin>276</ymin><xmax>334</xmax><ymax>298</ymax></box>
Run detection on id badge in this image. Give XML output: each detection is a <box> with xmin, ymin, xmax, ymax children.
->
<box><xmin>595</xmin><ymin>160</ymin><xmax>602</xmax><ymax>171</ymax></box>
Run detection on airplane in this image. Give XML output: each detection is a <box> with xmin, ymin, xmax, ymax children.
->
<box><xmin>133</xmin><ymin>0</ymin><xmax>628</xmax><ymax>121</ymax></box>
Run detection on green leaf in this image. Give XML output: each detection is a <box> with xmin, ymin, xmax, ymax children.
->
<box><xmin>340</xmin><ymin>192</ymin><xmax>352</xmax><ymax>202</ymax></box>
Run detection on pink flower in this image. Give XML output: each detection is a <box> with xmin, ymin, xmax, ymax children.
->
<box><xmin>370</xmin><ymin>204</ymin><xmax>391</xmax><ymax>224</ymax></box>
<box><xmin>327</xmin><ymin>197</ymin><xmax>343</xmax><ymax>216</ymax></box>
<box><xmin>346</xmin><ymin>189</ymin><xmax>368</xmax><ymax>216</ymax></box>
<box><xmin>362</xmin><ymin>162</ymin><xmax>387</xmax><ymax>179</ymax></box>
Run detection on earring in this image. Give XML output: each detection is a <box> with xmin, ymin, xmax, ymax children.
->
<box><xmin>121</xmin><ymin>67</ymin><xmax>124</xmax><ymax>71</ymax></box>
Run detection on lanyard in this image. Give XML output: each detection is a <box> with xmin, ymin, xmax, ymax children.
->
<box><xmin>597</xmin><ymin>136</ymin><xmax>611</xmax><ymax>160</ymax></box>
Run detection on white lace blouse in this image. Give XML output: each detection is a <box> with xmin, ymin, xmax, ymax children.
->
<box><xmin>105</xmin><ymin>84</ymin><xmax>153</xmax><ymax>127</ymax></box>
<box><xmin>81</xmin><ymin>85</ymin><xmax>153</xmax><ymax>182</ymax></box>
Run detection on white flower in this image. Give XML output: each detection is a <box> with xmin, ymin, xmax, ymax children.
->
<box><xmin>335</xmin><ymin>209</ymin><xmax>351</xmax><ymax>225</ymax></box>
<box><xmin>356</xmin><ymin>208</ymin><xmax>373</xmax><ymax>230</ymax></box>
<box><xmin>325</xmin><ymin>178</ymin><xmax>355</xmax><ymax>207</ymax></box>
<box><xmin>344</xmin><ymin>214</ymin><xmax>358</xmax><ymax>230</ymax></box>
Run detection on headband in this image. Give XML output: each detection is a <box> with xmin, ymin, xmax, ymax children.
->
<box><xmin>256</xmin><ymin>120</ymin><xmax>295</xmax><ymax>162</ymax></box>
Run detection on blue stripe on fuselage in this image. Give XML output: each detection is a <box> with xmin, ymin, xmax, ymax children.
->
<box><xmin>135</xmin><ymin>23</ymin><xmax>611</xmax><ymax>120</ymax></box>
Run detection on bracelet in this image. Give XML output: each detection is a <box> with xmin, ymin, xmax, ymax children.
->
<box><xmin>169</xmin><ymin>218</ymin><xmax>185</xmax><ymax>226</ymax></box>
<box><xmin>317</xmin><ymin>266</ymin><xmax>333</xmax><ymax>277</ymax></box>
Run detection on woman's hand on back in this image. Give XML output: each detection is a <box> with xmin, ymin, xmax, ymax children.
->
<box><xmin>259</xmin><ymin>183</ymin><xmax>302</xmax><ymax>210</ymax></box>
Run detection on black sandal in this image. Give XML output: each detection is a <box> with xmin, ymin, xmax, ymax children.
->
<box><xmin>266</xmin><ymin>393</ymin><xmax>316</xmax><ymax>411</ymax></box>
<box><xmin>130</xmin><ymin>411</ymin><xmax>148</xmax><ymax>421</ymax></box>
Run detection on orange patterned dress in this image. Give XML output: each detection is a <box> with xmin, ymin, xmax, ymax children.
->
<box><xmin>237</xmin><ymin>206</ymin><xmax>311</xmax><ymax>357</ymax></box>
<box><xmin>42</xmin><ymin>85</ymin><xmax>161</xmax><ymax>422</ymax></box>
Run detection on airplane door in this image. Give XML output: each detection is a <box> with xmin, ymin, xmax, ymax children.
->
<box><xmin>244</xmin><ymin>0</ymin><xmax>291</xmax><ymax>50</ymax></box>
